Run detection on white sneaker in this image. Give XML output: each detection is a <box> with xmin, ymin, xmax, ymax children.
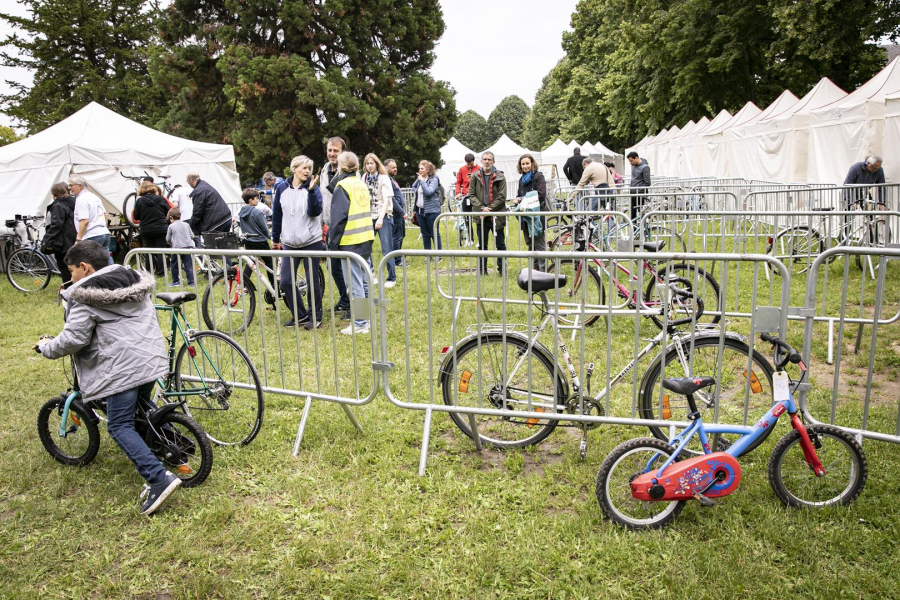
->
<box><xmin>341</xmin><ymin>324</ymin><xmax>370</xmax><ymax>335</ymax></box>
<box><xmin>373</xmin><ymin>278</ymin><xmax>379</xmax><ymax>285</ymax></box>
<box><xmin>384</xmin><ymin>280</ymin><xmax>396</xmax><ymax>289</ymax></box>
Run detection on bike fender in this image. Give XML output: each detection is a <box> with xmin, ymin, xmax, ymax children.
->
<box><xmin>147</xmin><ymin>401</ymin><xmax>186</xmax><ymax>426</ymax></box>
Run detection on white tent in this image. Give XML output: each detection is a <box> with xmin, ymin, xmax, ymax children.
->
<box><xmin>699</xmin><ymin>102</ymin><xmax>762</xmax><ymax>176</ymax></box>
<box><xmin>642</xmin><ymin>129</ymin><xmax>669</xmax><ymax>175</ymax></box>
<box><xmin>747</xmin><ymin>78</ymin><xmax>847</xmax><ymax>183</ymax></box>
<box><xmin>726</xmin><ymin>90</ymin><xmax>800</xmax><ymax>180</ymax></box>
<box><xmin>808</xmin><ymin>58</ymin><xmax>900</xmax><ymax>184</ymax></box>
<box><xmin>0</xmin><ymin>102</ymin><xmax>241</xmax><ymax>221</ymax></box>
<box><xmin>656</xmin><ymin>125</ymin><xmax>682</xmax><ymax>176</ymax></box>
<box><xmin>482</xmin><ymin>134</ymin><xmax>540</xmax><ymax>181</ymax></box>
<box><xmin>541</xmin><ymin>138</ymin><xmax>573</xmax><ymax>180</ymax></box>
<box><xmin>684</xmin><ymin>111</ymin><xmax>731</xmax><ymax>177</ymax></box>
<box><xmin>884</xmin><ymin>92</ymin><xmax>900</xmax><ymax>182</ymax></box>
<box><xmin>436</xmin><ymin>136</ymin><xmax>477</xmax><ymax>193</ymax></box>
<box><xmin>592</xmin><ymin>141</ymin><xmax>621</xmax><ymax>157</ymax></box>
<box><xmin>668</xmin><ymin>120</ymin><xmax>698</xmax><ymax>177</ymax></box>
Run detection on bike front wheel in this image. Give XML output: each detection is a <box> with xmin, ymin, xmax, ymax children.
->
<box><xmin>173</xmin><ymin>330</ymin><xmax>264</xmax><ymax>446</ymax></box>
<box><xmin>37</xmin><ymin>396</ymin><xmax>100</xmax><ymax>466</ymax></box>
<box><xmin>202</xmin><ymin>270</ymin><xmax>257</xmax><ymax>334</ymax></box>
<box><xmin>596</xmin><ymin>438</ymin><xmax>685</xmax><ymax>530</ymax></box>
<box><xmin>150</xmin><ymin>411</ymin><xmax>214</xmax><ymax>488</ymax></box>
<box><xmin>7</xmin><ymin>248</ymin><xmax>52</xmax><ymax>292</ymax></box>
<box><xmin>440</xmin><ymin>334</ymin><xmax>566</xmax><ymax>449</ymax></box>
<box><xmin>766</xmin><ymin>226</ymin><xmax>822</xmax><ymax>276</ymax></box>
<box><xmin>644</xmin><ymin>263</ymin><xmax>720</xmax><ymax>329</ymax></box>
<box><xmin>767</xmin><ymin>424</ymin><xmax>867</xmax><ymax>508</ymax></box>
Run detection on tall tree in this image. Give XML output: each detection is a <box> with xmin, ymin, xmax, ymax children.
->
<box><xmin>152</xmin><ymin>0</ymin><xmax>456</xmax><ymax>181</ymax></box>
<box><xmin>0</xmin><ymin>125</ymin><xmax>22</xmax><ymax>147</ymax></box>
<box><xmin>486</xmin><ymin>95</ymin><xmax>531</xmax><ymax>146</ymax></box>
<box><xmin>0</xmin><ymin>0</ymin><xmax>167</xmax><ymax>132</ymax></box>
<box><xmin>522</xmin><ymin>61</ymin><xmax>571</xmax><ymax>151</ymax></box>
<box><xmin>453</xmin><ymin>109</ymin><xmax>490</xmax><ymax>152</ymax></box>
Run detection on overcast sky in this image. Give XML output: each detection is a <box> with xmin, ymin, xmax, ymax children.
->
<box><xmin>0</xmin><ymin>0</ymin><xmax>580</xmax><ymax>129</ymax></box>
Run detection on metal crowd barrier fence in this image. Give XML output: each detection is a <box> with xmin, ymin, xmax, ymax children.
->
<box><xmin>375</xmin><ymin>248</ymin><xmax>791</xmax><ymax>473</ymax></box>
<box><xmin>123</xmin><ymin>247</ymin><xmax>380</xmax><ymax>453</ymax></box>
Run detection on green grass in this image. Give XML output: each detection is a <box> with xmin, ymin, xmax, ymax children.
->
<box><xmin>2</xmin><ymin>221</ymin><xmax>900</xmax><ymax>598</ymax></box>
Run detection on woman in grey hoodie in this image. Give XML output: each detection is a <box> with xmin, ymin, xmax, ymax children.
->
<box><xmin>272</xmin><ymin>155</ymin><xmax>325</xmax><ymax>329</ymax></box>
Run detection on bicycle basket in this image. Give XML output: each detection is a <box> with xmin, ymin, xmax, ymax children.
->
<box><xmin>202</xmin><ymin>230</ymin><xmax>241</xmax><ymax>250</ymax></box>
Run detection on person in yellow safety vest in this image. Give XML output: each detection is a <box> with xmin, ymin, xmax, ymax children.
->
<box><xmin>327</xmin><ymin>151</ymin><xmax>374</xmax><ymax>335</ymax></box>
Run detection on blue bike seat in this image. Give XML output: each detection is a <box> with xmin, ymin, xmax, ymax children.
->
<box><xmin>156</xmin><ymin>292</ymin><xmax>197</xmax><ymax>306</ymax></box>
<box><xmin>662</xmin><ymin>376</ymin><xmax>716</xmax><ymax>396</ymax></box>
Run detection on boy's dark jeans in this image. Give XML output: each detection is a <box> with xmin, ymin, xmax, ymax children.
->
<box><xmin>105</xmin><ymin>381</ymin><xmax>168</xmax><ymax>487</ymax></box>
<box><xmin>170</xmin><ymin>253</ymin><xmax>195</xmax><ymax>285</ymax></box>
<box><xmin>243</xmin><ymin>239</ymin><xmax>275</xmax><ymax>288</ymax></box>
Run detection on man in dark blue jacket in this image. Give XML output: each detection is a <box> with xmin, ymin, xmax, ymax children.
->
<box><xmin>186</xmin><ymin>172</ymin><xmax>232</xmax><ymax>236</ymax></box>
<box><xmin>386</xmin><ymin>159</ymin><xmax>406</xmax><ymax>267</ymax></box>
<box><xmin>843</xmin><ymin>155</ymin><xmax>886</xmax><ymax>205</ymax></box>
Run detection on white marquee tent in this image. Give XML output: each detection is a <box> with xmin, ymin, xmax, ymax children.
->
<box><xmin>884</xmin><ymin>92</ymin><xmax>900</xmax><ymax>183</ymax></box>
<box><xmin>0</xmin><ymin>102</ymin><xmax>242</xmax><ymax>222</ymax></box>
<box><xmin>540</xmin><ymin>138</ymin><xmax>573</xmax><ymax>179</ymax></box>
<box><xmin>699</xmin><ymin>102</ymin><xmax>761</xmax><ymax>177</ymax></box>
<box><xmin>726</xmin><ymin>90</ymin><xmax>800</xmax><ymax>180</ymax></box>
<box><xmin>437</xmin><ymin>136</ymin><xmax>477</xmax><ymax>192</ymax></box>
<box><xmin>482</xmin><ymin>134</ymin><xmax>540</xmax><ymax>181</ymax></box>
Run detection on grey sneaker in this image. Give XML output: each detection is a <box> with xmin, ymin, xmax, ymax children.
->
<box><xmin>139</xmin><ymin>472</ymin><xmax>182</xmax><ymax>516</ymax></box>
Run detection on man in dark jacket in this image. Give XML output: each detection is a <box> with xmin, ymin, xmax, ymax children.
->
<box><xmin>43</xmin><ymin>182</ymin><xmax>77</xmax><ymax>283</ymax></box>
<box><xmin>186</xmin><ymin>172</ymin><xmax>232</xmax><ymax>236</ymax></box>
<box><xmin>385</xmin><ymin>159</ymin><xmax>406</xmax><ymax>267</ymax></box>
<box><xmin>627</xmin><ymin>152</ymin><xmax>652</xmax><ymax>220</ymax></box>
<box><xmin>467</xmin><ymin>152</ymin><xmax>507</xmax><ymax>274</ymax></box>
<box><xmin>563</xmin><ymin>148</ymin><xmax>585</xmax><ymax>186</ymax></box>
<box><xmin>843</xmin><ymin>155</ymin><xmax>886</xmax><ymax>205</ymax></box>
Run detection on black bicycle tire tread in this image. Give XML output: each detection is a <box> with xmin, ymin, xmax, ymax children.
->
<box><xmin>6</xmin><ymin>248</ymin><xmax>52</xmax><ymax>292</ymax></box>
<box><xmin>156</xmin><ymin>412</ymin><xmax>214</xmax><ymax>488</ymax></box>
<box><xmin>37</xmin><ymin>397</ymin><xmax>100</xmax><ymax>466</ymax></box>
<box><xmin>201</xmin><ymin>272</ymin><xmax>257</xmax><ymax>333</ymax></box>
<box><xmin>644</xmin><ymin>263</ymin><xmax>721</xmax><ymax>330</ymax></box>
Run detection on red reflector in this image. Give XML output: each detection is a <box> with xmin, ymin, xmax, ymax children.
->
<box><xmin>767</xmin><ymin>237</ymin><xmax>773</xmax><ymax>244</ymax></box>
<box><xmin>441</xmin><ymin>346</ymin><xmax>449</xmax><ymax>354</ymax></box>
<box><xmin>188</xmin><ymin>346</ymin><xmax>197</xmax><ymax>357</ymax></box>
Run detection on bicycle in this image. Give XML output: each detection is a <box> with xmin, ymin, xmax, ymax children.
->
<box><xmin>596</xmin><ymin>333</ymin><xmax>868</xmax><ymax>530</ymax></box>
<box><xmin>548</xmin><ymin>215</ymin><xmax>718</xmax><ymax>330</ymax></box>
<box><xmin>36</xmin><ymin>356</ymin><xmax>213</xmax><ymax>488</ymax></box>
<box><xmin>121</xmin><ymin>171</ymin><xmax>175</xmax><ymax>228</ymax></box>
<box><xmin>439</xmin><ymin>268</ymin><xmax>773</xmax><ymax>455</ymax></box>
<box><xmin>4</xmin><ymin>214</ymin><xmax>59</xmax><ymax>292</ymax></box>
<box><xmin>450</xmin><ymin>194</ymin><xmax>475</xmax><ymax>247</ymax></box>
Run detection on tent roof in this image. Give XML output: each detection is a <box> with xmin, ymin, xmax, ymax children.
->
<box><xmin>592</xmin><ymin>141</ymin><xmax>622</xmax><ymax>155</ymax></box>
<box><xmin>652</xmin><ymin>126</ymin><xmax>681</xmax><ymax>145</ymax></box>
<box><xmin>703</xmin><ymin>102</ymin><xmax>761</xmax><ymax>135</ymax></box>
<box><xmin>440</xmin><ymin>137</ymin><xmax>476</xmax><ymax>163</ymax></box>
<box><xmin>670</xmin><ymin>120</ymin><xmax>697</xmax><ymax>139</ymax></box>
<box><xmin>762</xmin><ymin>78</ymin><xmax>847</xmax><ymax>122</ymax></box>
<box><xmin>817</xmin><ymin>57</ymin><xmax>900</xmax><ymax>113</ymax></box>
<box><xmin>693</xmin><ymin>110</ymin><xmax>733</xmax><ymax>136</ymax></box>
<box><xmin>754</xmin><ymin>90</ymin><xmax>800</xmax><ymax>123</ymax></box>
<box><xmin>543</xmin><ymin>138</ymin><xmax>570</xmax><ymax>155</ymax></box>
<box><xmin>566</xmin><ymin>140</ymin><xmax>584</xmax><ymax>151</ymax></box>
<box><xmin>581</xmin><ymin>142</ymin><xmax>597</xmax><ymax>154</ymax></box>
<box><xmin>484</xmin><ymin>134</ymin><xmax>532</xmax><ymax>158</ymax></box>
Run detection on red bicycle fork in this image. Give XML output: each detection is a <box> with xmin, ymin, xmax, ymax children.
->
<box><xmin>790</xmin><ymin>413</ymin><xmax>826</xmax><ymax>477</ymax></box>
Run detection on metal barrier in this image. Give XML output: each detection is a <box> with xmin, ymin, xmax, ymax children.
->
<box><xmin>375</xmin><ymin>247</ymin><xmax>791</xmax><ymax>473</ymax></box>
<box><xmin>123</xmin><ymin>247</ymin><xmax>380</xmax><ymax>452</ymax></box>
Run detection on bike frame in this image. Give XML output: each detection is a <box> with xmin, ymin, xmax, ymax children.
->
<box><xmin>155</xmin><ymin>304</ymin><xmax>225</xmax><ymax>400</ymax></box>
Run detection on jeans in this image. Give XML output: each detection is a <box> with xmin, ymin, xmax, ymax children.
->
<box><xmin>418</xmin><ymin>211</ymin><xmax>442</xmax><ymax>250</ymax></box>
<box><xmin>630</xmin><ymin>189</ymin><xmax>647</xmax><ymax>221</ymax></box>
<box><xmin>374</xmin><ymin>216</ymin><xmax>396</xmax><ymax>281</ymax></box>
<box><xmin>522</xmin><ymin>216</ymin><xmax>547</xmax><ymax>271</ymax></box>
<box><xmin>105</xmin><ymin>382</ymin><xmax>167</xmax><ymax>487</ymax></box>
<box><xmin>392</xmin><ymin>215</ymin><xmax>406</xmax><ymax>266</ymax></box>
<box><xmin>478</xmin><ymin>217</ymin><xmax>506</xmax><ymax>273</ymax></box>
<box><xmin>330</xmin><ymin>257</ymin><xmax>349</xmax><ymax>308</ymax></box>
<box><xmin>282</xmin><ymin>241</ymin><xmax>325</xmax><ymax>321</ymax></box>
<box><xmin>342</xmin><ymin>255</ymin><xmax>370</xmax><ymax>328</ymax></box>
<box><xmin>591</xmin><ymin>184</ymin><xmax>612</xmax><ymax>211</ymax></box>
<box><xmin>171</xmin><ymin>253</ymin><xmax>195</xmax><ymax>285</ymax></box>
<box><xmin>85</xmin><ymin>233</ymin><xmax>114</xmax><ymax>265</ymax></box>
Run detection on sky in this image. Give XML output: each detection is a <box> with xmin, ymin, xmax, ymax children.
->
<box><xmin>0</xmin><ymin>0</ymin><xmax>581</xmax><ymax>129</ymax></box>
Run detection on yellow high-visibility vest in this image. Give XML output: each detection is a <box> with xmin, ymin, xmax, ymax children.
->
<box><xmin>336</xmin><ymin>177</ymin><xmax>375</xmax><ymax>246</ymax></box>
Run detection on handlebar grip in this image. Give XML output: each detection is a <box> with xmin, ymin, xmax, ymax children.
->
<box><xmin>760</xmin><ymin>332</ymin><xmax>775</xmax><ymax>343</ymax></box>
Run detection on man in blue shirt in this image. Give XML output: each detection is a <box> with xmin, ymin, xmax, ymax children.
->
<box><xmin>843</xmin><ymin>155</ymin><xmax>886</xmax><ymax>206</ymax></box>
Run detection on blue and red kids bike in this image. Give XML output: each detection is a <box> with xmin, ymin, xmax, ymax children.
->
<box><xmin>596</xmin><ymin>333</ymin><xmax>868</xmax><ymax>529</ymax></box>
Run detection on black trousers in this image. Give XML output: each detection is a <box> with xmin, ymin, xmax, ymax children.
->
<box><xmin>141</xmin><ymin>231</ymin><xmax>168</xmax><ymax>275</ymax></box>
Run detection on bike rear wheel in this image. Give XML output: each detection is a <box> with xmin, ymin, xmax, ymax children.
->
<box><xmin>202</xmin><ymin>269</ymin><xmax>256</xmax><ymax>334</ymax></box>
<box><xmin>122</xmin><ymin>192</ymin><xmax>139</xmax><ymax>228</ymax></box>
<box><xmin>150</xmin><ymin>411</ymin><xmax>213</xmax><ymax>488</ymax></box>
<box><xmin>643</xmin><ymin>263</ymin><xmax>720</xmax><ymax>329</ymax></box>
<box><xmin>173</xmin><ymin>330</ymin><xmax>264</xmax><ymax>446</ymax></box>
<box><xmin>766</xmin><ymin>226</ymin><xmax>822</xmax><ymax>276</ymax></box>
<box><xmin>37</xmin><ymin>396</ymin><xmax>100</xmax><ymax>466</ymax></box>
<box><xmin>7</xmin><ymin>248</ymin><xmax>52</xmax><ymax>292</ymax></box>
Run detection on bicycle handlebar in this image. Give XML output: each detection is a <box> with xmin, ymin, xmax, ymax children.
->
<box><xmin>760</xmin><ymin>333</ymin><xmax>804</xmax><ymax>370</ymax></box>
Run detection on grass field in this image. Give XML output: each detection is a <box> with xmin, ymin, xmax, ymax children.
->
<box><xmin>2</xmin><ymin>220</ymin><xmax>900</xmax><ymax>598</ymax></box>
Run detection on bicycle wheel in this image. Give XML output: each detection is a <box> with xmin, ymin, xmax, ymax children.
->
<box><xmin>767</xmin><ymin>424</ymin><xmax>867</xmax><ymax>508</ymax></box>
<box><xmin>173</xmin><ymin>330</ymin><xmax>264</xmax><ymax>446</ymax></box>
<box><xmin>551</xmin><ymin>259</ymin><xmax>606</xmax><ymax>327</ymax></box>
<box><xmin>150</xmin><ymin>411</ymin><xmax>213</xmax><ymax>488</ymax></box>
<box><xmin>6</xmin><ymin>248</ymin><xmax>51</xmax><ymax>292</ymax></box>
<box><xmin>641</xmin><ymin>335</ymin><xmax>775</xmax><ymax>455</ymax></box>
<box><xmin>122</xmin><ymin>192</ymin><xmax>139</xmax><ymax>228</ymax></box>
<box><xmin>644</xmin><ymin>263</ymin><xmax>720</xmax><ymax>329</ymax></box>
<box><xmin>201</xmin><ymin>270</ymin><xmax>256</xmax><ymax>334</ymax></box>
<box><xmin>595</xmin><ymin>438</ymin><xmax>685</xmax><ymax>530</ymax></box>
<box><xmin>37</xmin><ymin>396</ymin><xmax>100</xmax><ymax>466</ymax></box>
<box><xmin>549</xmin><ymin>225</ymin><xmax>575</xmax><ymax>256</ymax></box>
<box><xmin>440</xmin><ymin>333</ymin><xmax>566</xmax><ymax>449</ymax></box>
<box><xmin>766</xmin><ymin>226</ymin><xmax>822</xmax><ymax>276</ymax></box>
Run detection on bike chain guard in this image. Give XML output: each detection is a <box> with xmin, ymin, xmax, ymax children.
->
<box><xmin>631</xmin><ymin>452</ymin><xmax>742</xmax><ymax>502</ymax></box>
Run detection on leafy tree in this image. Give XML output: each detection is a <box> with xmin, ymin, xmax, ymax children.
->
<box><xmin>522</xmin><ymin>60</ymin><xmax>571</xmax><ymax>150</ymax></box>
<box><xmin>0</xmin><ymin>0</ymin><xmax>167</xmax><ymax>132</ymax></box>
<box><xmin>152</xmin><ymin>0</ymin><xmax>456</xmax><ymax>182</ymax></box>
<box><xmin>486</xmin><ymin>95</ymin><xmax>531</xmax><ymax>146</ymax></box>
<box><xmin>0</xmin><ymin>125</ymin><xmax>22</xmax><ymax>146</ymax></box>
<box><xmin>453</xmin><ymin>109</ymin><xmax>491</xmax><ymax>152</ymax></box>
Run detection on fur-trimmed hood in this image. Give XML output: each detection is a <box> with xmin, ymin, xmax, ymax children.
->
<box><xmin>66</xmin><ymin>265</ymin><xmax>155</xmax><ymax>308</ymax></box>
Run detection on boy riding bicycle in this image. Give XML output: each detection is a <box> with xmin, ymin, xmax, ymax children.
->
<box><xmin>35</xmin><ymin>241</ymin><xmax>182</xmax><ymax>515</ymax></box>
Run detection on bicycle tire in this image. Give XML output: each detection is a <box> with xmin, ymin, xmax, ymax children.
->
<box><xmin>644</xmin><ymin>263</ymin><xmax>720</xmax><ymax>330</ymax></box>
<box><xmin>173</xmin><ymin>330</ymin><xmax>264</xmax><ymax>446</ymax></box>
<box><xmin>37</xmin><ymin>396</ymin><xmax>100</xmax><ymax>466</ymax></box>
<box><xmin>150</xmin><ymin>411</ymin><xmax>213</xmax><ymax>488</ymax></box>
<box><xmin>554</xmin><ymin>260</ymin><xmax>605</xmax><ymax>327</ymax></box>
<box><xmin>440</xmin><ymin>333</ymin><xmax>567</xmax><ymax>449</ymax></box>
<box><xmin>595</xmin><ymin>437</ymin><xmax>685</xmax><ymax>530</ymax></box>
<box><xmin>640</xmin><ymin>335</ymin><xmax>775</xmax><ymax>455</ymax></box>
<box><xmin>201</xmin><ymin>270</ymin><xmax>256</xmax><ymax>334</ymax></box>
<box><xmin>767</xmin><ymin>424</ymin><xmax>867</xmax><ymax>508</ymax></box>
<box><xmin>766</xmin><ymin>226</ymin><xmax>822</xmax><ymax>276</ymax></box>
<box><xmin>6</xmin><ymin>248</ymin><xmax>52</xmax><ymax>292</ymax></box>
<box><xmin>122</xmin><ymin>192</ymin><xmax>139</xmax><ymax>228</ymax></box>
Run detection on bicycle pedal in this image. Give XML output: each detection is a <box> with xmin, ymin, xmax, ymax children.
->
<box><xmin>692</xmin><ymin>492</ymin><xmax>716</xmax><ymax>508</ymax></box>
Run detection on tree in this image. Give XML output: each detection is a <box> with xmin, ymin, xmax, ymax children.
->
<box><xmin>522</xmin><ymin>61</ymin><xmax>571</xmax><ymax>150</ymax></box>
<box><xmin>453</xmin><ymin>109</ymin><xmax>490</xmax><ymax>152</ymax></box>
<box><xmin>152</xmin><ymin>0</ymin><xmax>456</xmax><ymax>182</ymax></box>
<box><xmin>486</xmin><ymin>95</ymin><xmax>531</xmax><ymax>146</ymax></box>
<box><xmin>0</xmin><ymin>0</ymin><xmax>167</xmax><ymax>133</ymax></box>
<box><xmin>0</xmin><ymin>125</ymin><xmax>21</xmax><ymax>147</ymax></box>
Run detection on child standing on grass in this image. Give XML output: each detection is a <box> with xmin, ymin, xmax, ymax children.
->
<box><xmin>35</xmin><ymin>241</ymin><xmax>181</xmax><ymax>516</ymax></box>
<box><xmin>238</xmin><ymin>188</ymin><xmax>276</xmax><ymax>289</ymax></box>
<box><xmin>165</xmin><ymin>207</ymin><xmax>195</xmax><ymax>287</ymax></box>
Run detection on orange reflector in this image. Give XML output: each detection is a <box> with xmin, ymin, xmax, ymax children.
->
<box><xmin>69</xmin><ymin>414</ymin><xmax>82</xmax><ymax>427</ymax></box>
<box><xmin>459</xmin><ymin>370</ymin><xmax>472</xmax><ymax>393</ymax></box>
<box><xmin>176</xmin><ymin>464</ymin><xmax>193</xmax><ymax>475</ymax></box>
<box><xmin>662</xmin><ymin>395</ymin><xmax>672</xmax><ymax>420</ymax></box>
<box><xmin>743</xmin><ymin>370</ymin><xmax>763</xmax><ymax>394</ymax></box>
<box><xmin>526</xmin><ymin>407</ymin><xmax>546</xmax><ymax>428</ymax></box>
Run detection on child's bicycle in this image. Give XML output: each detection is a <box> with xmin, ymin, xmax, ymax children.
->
<box><xmin>596</xmin><ymin>333</ymin><xmax>868</xmax><ymax>530</ymax></box>
<box><xmin>36</xmin><ymin>356</ymin><xmax>213</xmax><ymax>488</ymax></box>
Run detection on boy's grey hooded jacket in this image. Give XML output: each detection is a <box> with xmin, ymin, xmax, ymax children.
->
<box><xmin>40</xmin><ymin>265</ymin><xmax>167</xmax><ymax>400</ymax></box>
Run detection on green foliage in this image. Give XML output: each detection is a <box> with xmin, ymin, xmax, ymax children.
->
<box><xmin>0</xmin><ymin>0</ymin><xmax>167</xmax><ymax>133</ymax></box>
<box><xmin>0</xmin><ymin>125</ymin><xmax>22</xmax><ymax>146</ymax></box>
<box><xmin>151</xmin><ymin>0</ymin><xmax>456</xmax><ymax>182</ymax></box>
<box><xmin>453</xmin><ymin>109</ymin><xmax>491</xmax><ymax>152</ymax></box>
<box><xmin>527</xmin><ymin>0</ymin><xmax>900</xmax><ymax>150</ymax></box>
<box><xmin>486</xmin><ymin>95</ymin><xmax>531</xmax><ymax>146</ymax></box>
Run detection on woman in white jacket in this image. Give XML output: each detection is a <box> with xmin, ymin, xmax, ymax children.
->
<box><xmin>361</xmin><ymin>153</ymin><xmax>396</xmax><ymax>287</ymax></box>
